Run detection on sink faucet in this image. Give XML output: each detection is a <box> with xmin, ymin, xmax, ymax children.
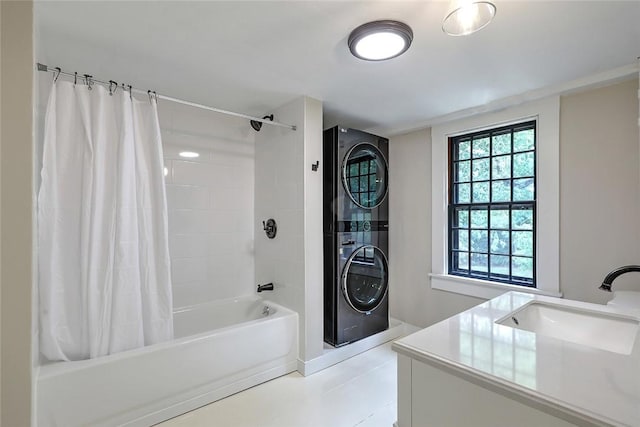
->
<box><xmin>257</xmin><ymin>283</ymin><xmax>274</xmax><ymax>293</ymax></box>
<box><xmin>599</xmin><ymin>265</ymin><xmax>640</xmax><ymax>292</ymax></box>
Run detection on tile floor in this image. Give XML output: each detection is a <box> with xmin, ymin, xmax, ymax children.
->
<box><xmin>157</xmin><ymin>342</ymin><xmax>397</xmax><ymax>427</ymax></box>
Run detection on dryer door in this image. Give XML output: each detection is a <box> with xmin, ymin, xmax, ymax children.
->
<box><xmin>342</xmin><ymin>245</ymin><xmax>388</xmax><ymax>313</ymax></box>
<box><xmin>342</xmin><ymin>143</ymin><xmax>388</xmax><ymax>209</ymax></box>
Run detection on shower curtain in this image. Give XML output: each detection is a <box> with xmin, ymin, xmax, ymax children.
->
<box><xmin>38</xmin><ymin>80</ymin><xmax>173</xmax><ymax>361</ymax></box>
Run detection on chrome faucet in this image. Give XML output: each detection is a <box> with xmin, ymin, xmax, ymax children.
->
<box><xmin>262</xmin><ymin>306</ymin><xmax>270</xmax><ymax>316</ymax></box>
<box><xmin>599</xmin><ymin>265</ymin><xmax>640</xmax><ymax>292</ymax></box>
<box><xmin>257</xmin><ymin>282</ymin><xmax>274</xmax><ymax>293</ymax></box>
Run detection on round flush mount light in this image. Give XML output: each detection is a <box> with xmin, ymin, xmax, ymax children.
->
<box><xmin>442</xmin><ymin>0</ymin><xmax>496</xmax><ymax>36</ymax></box>
<box><xmin>348</xmin><ymin>20</ymin><xmax>413</xmax><ymax>61</ymax></box>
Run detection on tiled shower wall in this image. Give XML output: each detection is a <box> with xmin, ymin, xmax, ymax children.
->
<box><xmin>159</xmin><ymin>102</ymin><xmax>256</xmax><ymax>309</ymax></box>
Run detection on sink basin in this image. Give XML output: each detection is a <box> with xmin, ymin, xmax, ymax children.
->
<box><xmin>497</xmin><ymin>301</ymin><xmax>639</xmax><ymax>355</ymax></box>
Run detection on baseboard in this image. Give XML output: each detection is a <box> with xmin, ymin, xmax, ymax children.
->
<box><xmin>297</xmin><ymin>318</ymin><xmax>413</xmax><ymax>376</ymax></box>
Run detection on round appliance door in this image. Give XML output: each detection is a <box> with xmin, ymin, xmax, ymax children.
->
<box><xmin>342</xmin><ymin>245</ymin><xmax>388</xmax><ymax>313</ymax></box>
<box><xmin>342</xmin><ymin>143</ymin><xmax>388</xmax><ymax>209</ymax></box>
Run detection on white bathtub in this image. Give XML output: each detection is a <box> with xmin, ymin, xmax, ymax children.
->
<box><xmin>36</xmin><ymin>296</ymin><xmax>298</xmax><ymax>426</ymax></box>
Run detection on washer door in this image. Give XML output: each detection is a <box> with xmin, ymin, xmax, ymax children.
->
<box><xmin>342</xmin><ymin>143</ymin><xmax>388</xmax><ymax>209</ymax></box>
<box><xmin>342</xmin><ymin>245</ymin><xmax>388</xmax><ymax>313</ymax></box>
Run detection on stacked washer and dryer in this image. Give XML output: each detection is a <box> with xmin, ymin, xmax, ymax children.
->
<box><xmin>323</xmin><ymin>126</ymin><xmax>389</xmax><ymax>347</ymax></box>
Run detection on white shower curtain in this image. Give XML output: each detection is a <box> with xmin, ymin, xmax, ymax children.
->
<box><xmin>38</xmin><ymin>81</ymin><xmax>173</xmax><ymax>361</ymax></box>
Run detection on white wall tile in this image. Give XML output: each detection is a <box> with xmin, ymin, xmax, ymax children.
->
<box><xmin>209</xmin><ymin>211</ymin><xmax>237</xmax><ymax>233</ymax></box>
<box><xmin>166</xmin><ymin>185</ymin><xmax>209</xmax><ymax>210</ymax></box>
<box><xmin>171</xmin><ymin>281</ymin><xmax>209</xmax><ymax>308</ymax></box>
<box><xmin>169</xmin><ymin>234</ymin><xmax>209</xmax><ymax>259</ymax></box>
<box><xmin>169</xmin><ymin>210</ymin><xmax>211</xmax><ymax>235</ymax></box>
<box><xmin>164</xmin><ymin>109</ymin><xmax>256</xmax><ymax>310</ymax></box>
<box><xmin>172</xmin><ymin>160</ymin><xmax>217</xmax><ymax>185</ymax></box>
<box><xmin>211</xmin><ymin>187</ymin><xmax>245</xmax><ymax>210</ymax></box>
<box><xmin>275</xmin><ymin>183</ymin><xmax>302</xmax><ymax>211</ymax></box>
<box><xmin>171</xmin><ymin>257</ymin><xmax>208</xmax><ymax>284</ymax></box>
<box><xmin>207</xmin><ymin>233</ymin><xmax>235</xmax><ymax>256</ymax></box>
<box><xmin>206</xmin><ymin>253</ymin><xmax>236</xmax><ymax>284</ymax></box>
<box><xmin>162</xmin><ymin>140</ymin><xmax>212</xmax><ymax>163</ymax></box>
<box><xmin>233</xmin><ymin>210</ymin><xmax>254</xmax><ymax>234</ymax></box>
<box><xmin>277</xmin><ymin>209</ymin><xmax>304</xmax><ymax>241</ymax></box>
<box><xmin>235</xmin><ymin>259</ymin><xmax>255</xmax><ymax>290</ymax></box>
<box><xmin>208</xmin><ymin>164</ymin><xmax>236</xmax><ymax>188</ymax></box>
<box><xmin>278</xmin><ymin>260</ymin><xmax>304</xmax><ymax>289</ymax></box>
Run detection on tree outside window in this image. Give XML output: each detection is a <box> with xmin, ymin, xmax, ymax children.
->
<box><xmin>449</xmin><ymin>121</ymin><xmax>536</xmax><ymax>287</ymax></box>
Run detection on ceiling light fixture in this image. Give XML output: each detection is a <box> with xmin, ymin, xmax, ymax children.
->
<box><xmin>348</xmin><ymin>20</ymin><xmax>413</xmax><ymax>61</ymax></box>
<box><xmin>442</xmin><ymin>0</ymin><xmax>496</xmax><ymax>36</ymax></box>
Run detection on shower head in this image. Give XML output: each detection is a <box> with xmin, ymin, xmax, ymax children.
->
<box><xmin>250</xmin><ymin>114</ymin><xmax>274</xmax><ymax>132</ymax></box>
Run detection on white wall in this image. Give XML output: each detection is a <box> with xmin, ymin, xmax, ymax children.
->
<box><xmin>254</xmin><ymin>96</ymin><xmax>323</xmax><ymax>362</ymax></box>
<box><xmin>302</xmin><ymin>98</ymin><xmax>324</xmax><ymax>362</ymax></box>
<box><xmin>1</xmin><ymin>3</ymin><xmax>3</xmax><ymax>420</ymax></box>
<box><xmin>560</xmin><ymin>79</ymin><xmax>640</xmax><ymax>303</ymax></box>
<box><xmin>1</xmin><ymin>2</ymin><xmax>34</xmax><ymax>425</ymax></box>
<box><xmin>389</xmin><ymin>78</ymin><xmax>640</xmax><ymax>328</ymax></box>
<box><xmin>389</xmin><ymin>129</ymin><xmax>483</xmax><ymax>328</ymax></box>
<box><xmin>159</xmin><ymin>102</ymin><xmax>256</xmax><ymax>309</ymax></box>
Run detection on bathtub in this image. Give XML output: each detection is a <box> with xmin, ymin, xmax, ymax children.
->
<box><xmin>36</xmin><ymin>296</ymin><xmax>298</xmax><ymax>426</ymax></box>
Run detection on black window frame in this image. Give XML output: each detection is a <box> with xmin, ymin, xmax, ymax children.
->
<box><xmin>448</xmin><ymin>120</ymin><xmax>537</xmax><ymax>288</ymax></box>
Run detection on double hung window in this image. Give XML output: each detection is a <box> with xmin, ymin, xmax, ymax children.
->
<box><xmin>448</xmin><ymin>121</ymin><xmax>536</xmax><ymax>287</ymax></box>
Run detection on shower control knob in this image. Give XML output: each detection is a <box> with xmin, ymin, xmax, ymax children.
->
<box><xmin>262</xmin><ymin>219</ymin><xmax>277</xmax><ymax>239</ymax></box>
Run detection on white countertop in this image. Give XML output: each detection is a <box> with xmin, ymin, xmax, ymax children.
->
<box><xmin>392</xmin><ymin>292</ymin><xmax>640</xmax><ymax>427</ymax></box>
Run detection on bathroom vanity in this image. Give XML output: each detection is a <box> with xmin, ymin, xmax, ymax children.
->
<box><xmin>392</xmin><ymin>292</ymin><xmax>640</xmax><ymax>427</ymax></box>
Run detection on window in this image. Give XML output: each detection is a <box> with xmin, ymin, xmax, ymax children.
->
<box><xmin>448</xmin><ymin>121</ymin><xmax>536</xmax><ymax>287</ymax></box>
<box><xmin>431</xmin><ymin>96</ymin><xmax>560</xmax><ymax>299</ymax></box>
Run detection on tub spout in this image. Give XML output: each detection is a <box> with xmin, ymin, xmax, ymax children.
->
<box><xmin>257</xmin><ymin>283</ymin><xmax>274</xmax><ymax>293</ymax></box>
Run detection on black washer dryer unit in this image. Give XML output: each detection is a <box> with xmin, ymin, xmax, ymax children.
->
<box><xmin>324</xmin><ymin>229</ymin><xmax>389</xmax><ymax>347</ymax></box>
<box><xmin>323</xmin><ymin>126</ymin><xmax>389</xmax><ymax>347</ymax></box>
<box><xmin>323</xmin><ymin>126</ymin><xmax>389</xmax><ymax>232</ymax></box>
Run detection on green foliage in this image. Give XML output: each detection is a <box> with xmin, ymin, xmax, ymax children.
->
<box><xmin>472</xmin><ymin>137</ymin><xmax>490</xmax><ymax>157</ymax></box>
<box><xmin>492</xmin><ymin>133</ymin><xmax>511</xmax><ymax>155</ymax></box>
<box><xmin>490</xmin><ymin>210</ymin><xmax>509</xmax><ymax>228</ymax></box>
<box><xmin>514</xmin><ymin>129</ymin><xmax>534</xmax><ymax>152</ymax></box>
<box><xmin>452</xmin><ymin>126</ymin><xmax>536</xmax><ymax>281</ymax></box>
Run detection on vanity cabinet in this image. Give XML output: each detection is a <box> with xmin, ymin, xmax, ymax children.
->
<box><xmin>393</xmin><ymin>291</ymin><xmax>640</xmax><ymax>427</ymax></box>
<box><xmin>396</xmin><ymin>354</ymin><xmax>581</xmax><ymax>427</ymax></box>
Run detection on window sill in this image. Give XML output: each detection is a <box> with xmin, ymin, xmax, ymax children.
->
<box><xmin>430</xmin><ymin>273</ymin><xmax>563</xmax><ymax>300</ymax></box>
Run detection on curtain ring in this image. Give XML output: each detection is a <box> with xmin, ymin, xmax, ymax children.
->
<box><xmin>128</xmin><ymin>85</ymin><xmax>133</xmax><ymax>100</ymax></box>
<box><xmin>147</xmin><ymin>90</ymin><xmax>158</xmax><ymax>104</ymax></box>
<box><xmin>84</xmin><ymin>74</ymin><xmax>93</xmax><ymax>91</ymax></box>
<box><xmin>53</xmin><ymin>67</ymin><xmax>61</xmax><ymax>83</ymax></box>
<box><xmin>108</xmin><ymin>80</ymin><xmax>117</xmax><ymax>96</ymax></box>
<box><xmin>74</xmin><ymin>72</ymin><xmax>78</xmax><ymax>86</ymax></box>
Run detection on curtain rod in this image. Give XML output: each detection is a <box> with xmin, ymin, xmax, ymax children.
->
<box><xmin>36</xmin><ymin>63</ymin><xmax>297</xmax><ymax>131</ymax></box>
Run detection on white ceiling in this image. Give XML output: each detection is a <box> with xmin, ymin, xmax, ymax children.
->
<box><xmin>35</xmin><ymin>1</ymin><xmax>640</xmax><ymax>136</ymax></box>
